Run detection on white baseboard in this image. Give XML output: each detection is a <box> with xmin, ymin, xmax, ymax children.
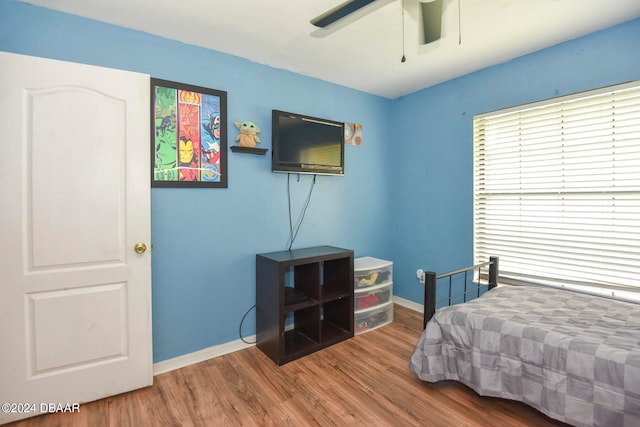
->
<box><xmin>393</xmin><ymin>295</ymin><xmax>423</xmax><ymax>312</ymax></box>
<box><xmin>153</xmin><ymin>297</ymin><xmax>423</xmax><ymax>376</ymax></box>
<box><xmin>153</xmin><ymin>335</ymin><xmax>256</xmax><ymax>376</ymax></box>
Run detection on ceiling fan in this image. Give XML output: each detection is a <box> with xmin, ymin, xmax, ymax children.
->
<box><xmin>310</xmin><ymin>0</ymin><xmax>444</xmax><ymax>45</ymax></box>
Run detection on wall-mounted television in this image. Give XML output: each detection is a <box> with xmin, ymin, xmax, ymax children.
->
<box><xmin>272</xmin><ymin>110</ymin><xmax>345</xmax><ymax>176</ymax></box>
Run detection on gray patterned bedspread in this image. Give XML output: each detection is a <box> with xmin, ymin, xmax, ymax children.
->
<box><xmin>409</xmin><ymin>285</ymin><xmax>640</xmax><ymax>427</ymax></box>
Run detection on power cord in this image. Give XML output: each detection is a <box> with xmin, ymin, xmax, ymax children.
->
<box><xmin>243</xmin><ymin>174</ymin><xmax>317</xmax><ymax>344</ymax></box>
<box><xmin>287</xmin><ymin>173</ymin><xmax>316</xmax><ymax>251</ymax></box>
<box><xmin>239</xmin><ymin>304</ymin><xmax>256</xmax><ymax>344</ymax></box>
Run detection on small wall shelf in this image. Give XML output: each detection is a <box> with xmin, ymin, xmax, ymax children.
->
<box><xmin>230</xmin><ymin>146</ymin><xmax>268</xmax><ymax>155</ymax></box>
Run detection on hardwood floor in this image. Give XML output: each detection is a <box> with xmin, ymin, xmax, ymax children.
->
<box><xmin>7</xmin><ymin>304</ymin><xmax>567</xmax><ymax>426</ymax></box>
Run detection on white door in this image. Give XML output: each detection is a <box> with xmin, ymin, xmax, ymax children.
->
<box><xmin>0</xmin><ymin>52</ymin><xmax>152</xmax><ymax>424</ymax></box>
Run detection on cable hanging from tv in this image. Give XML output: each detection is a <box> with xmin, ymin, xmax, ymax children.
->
<box><xmin>287</xmin><ymin>173</ymin><xmax>316</xmax><ymax>251</ymax></box>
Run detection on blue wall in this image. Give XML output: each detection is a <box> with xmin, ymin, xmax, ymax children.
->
<box><xmin>388</xmin><ymin>18</ymin><xmax>640</xmax><ymax>304</ymax></box>
<box><xmin>2</xmin><ymin>0</ymin><xmax>639</xmax><ymax>362</ymax></box>
<box><xmin>0</xmin><ymin>0</ymin><xmax>391</xmax><ymax>362</ymax></box>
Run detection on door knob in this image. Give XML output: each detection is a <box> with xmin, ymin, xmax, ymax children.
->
<box><xmin>134</xmin><ymin>243</ymin><xmax>147</xmax><ymax>254</ymax></box>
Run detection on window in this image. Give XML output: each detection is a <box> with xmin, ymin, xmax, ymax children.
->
<box><xmin>473</xmin><ymin>82</ymin><xmax>640</xmax><ymax>298</ymax></box>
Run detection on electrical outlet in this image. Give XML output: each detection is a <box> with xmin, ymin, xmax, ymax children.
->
<box><xmin>416</xmin><ymin>268</ymin><xmax>425</xmax><ymax>284</ymax></box>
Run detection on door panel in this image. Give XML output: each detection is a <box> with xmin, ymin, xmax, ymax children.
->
<box><xmin>0</xmin><ymin>51</ymin><xmax>152</xmax><ymax>424</ymax></box>
<box><xmin>27</xmin><ymin>284</ymin><xmax>128</xmax><ymax>374</ymax></box>
<box><xmin>29</xmin><ymin>87</ymin><xmax>126</xmax><ymax>268</ymax></box>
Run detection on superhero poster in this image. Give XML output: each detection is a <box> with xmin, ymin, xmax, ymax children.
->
<box><xmin>151</xmin><ymin>78</ymin><xmax>227</xmax><ymax>188</ymax></box>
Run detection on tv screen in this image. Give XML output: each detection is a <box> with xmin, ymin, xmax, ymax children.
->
<box><xmin>272</xmin><ymin>110</ymin><xmax>344</xmax><ymax>175</ymax></box>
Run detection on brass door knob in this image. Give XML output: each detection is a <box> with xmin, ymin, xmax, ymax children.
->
<box><xmin>134</xmin><ymin>243</ymin><xmax>147</xmax><ymax>254</ymax></box>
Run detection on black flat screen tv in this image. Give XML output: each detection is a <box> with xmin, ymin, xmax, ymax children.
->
<box><xmin>272</xmin><ymin>110</ymin><xmax>345</xmax><ymax>176</ymax></box>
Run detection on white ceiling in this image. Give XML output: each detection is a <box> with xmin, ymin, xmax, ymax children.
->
<box><xmin>20</xmin><ymin>0</ymin><xmax>640</xmax><ymax>99</ymax></box>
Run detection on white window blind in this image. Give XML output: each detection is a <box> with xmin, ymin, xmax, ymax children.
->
<box><xmin>473</xmin><ymin>81</ymin><xmax>640</xmax><ymax>293</ymax></box>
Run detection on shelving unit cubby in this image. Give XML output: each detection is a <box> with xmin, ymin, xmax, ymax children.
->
<box><xmin>256</xmin><ymin>246</ymin><xmax>354</xmax><ymax>365</ymax></box>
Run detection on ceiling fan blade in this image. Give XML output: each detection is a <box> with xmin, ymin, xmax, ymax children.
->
<box><xmin>420</xmin><ymin>0</ymin><xmax>443</xmax><ymax>44</ymax></box>
<box><xmin>311</xmin><ymin>0</ymin><xmax>379</xmax><ymax>28</ymax></box>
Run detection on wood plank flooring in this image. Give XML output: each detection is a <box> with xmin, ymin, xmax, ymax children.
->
<box><xmin>6</xmin><ymin>304</ymin><xmax>567</xmax><ymax>426</ymax></box>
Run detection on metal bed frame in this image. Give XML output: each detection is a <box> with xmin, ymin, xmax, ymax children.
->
<box><xmin>423</xmin><ymin>256</ymin><xmax>499</xmax><ymax>328</ymax></box>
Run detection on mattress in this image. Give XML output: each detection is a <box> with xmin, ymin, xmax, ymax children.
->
<box><xmin>409</xmin><ymin>285</ymin><xmax>640</xmax><ymax>427</ymax></box>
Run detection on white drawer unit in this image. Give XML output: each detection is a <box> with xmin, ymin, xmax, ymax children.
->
<box><xmin>354</xmin><ymin>257</ymin><xmax>393</xmax><ymax>334</ymax></box>
<box><xmin>354</xmin><ymin>257</ymin><xmax>392</xmax><ymax>290</ymax></box>
<box><xmin>355</xmin><ymin>301</ymin><xmax>393</xmax><ymax>334</ymax></box>
<box><xmin>355</xmin><ymin>282</ymin><xmax>392</xmax><ymax>311</ymax></box>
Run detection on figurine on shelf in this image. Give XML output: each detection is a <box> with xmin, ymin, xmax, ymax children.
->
<box><xmin>234</xmin><ymin>121</ymin><xmax>261</xmax><ymax>147</ymax></box>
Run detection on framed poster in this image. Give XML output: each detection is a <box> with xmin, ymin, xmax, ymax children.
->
<box><xmin>151</xmin><ymin>78</ymin><xmax>227</xmax><ymax>188</ymax></box>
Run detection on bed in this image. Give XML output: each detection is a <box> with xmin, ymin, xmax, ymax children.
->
<box><xmin>409</xmin><ymin>257</ymin><xmax>640</xmax><ymax>427</ymax></box>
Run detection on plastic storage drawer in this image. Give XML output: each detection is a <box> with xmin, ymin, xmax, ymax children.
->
<box><xmin>355</xmin><ymin>301</ymin><xmax>393</xmax><ymax>335</ymax></box>
<box><xmin>354</xmin><ymin>257</ymin><xmax>392</xmax><ymax>290</ymax></box>
<box><xmin>354</xmin><ymin>282</ymin><xmax>392</xmax><ymax>311</ymax></box>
